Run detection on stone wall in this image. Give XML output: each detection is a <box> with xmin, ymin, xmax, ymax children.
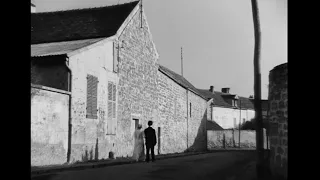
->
<box><xmin>158</xmin><ymin>72</ymin><xmax>188</xmax><ymax>154</ymax></box>
<box><xmin>31</xmin><ymin>87</ymin><xmax>69</xmax><ymax>166</ymax></box>
<box><xmin>115</xmin><ymin>7</ymin><xmax>160</xmax><ymax>157</ymax></box>
<box><xmin>187</xmin><ymin>91</ymin><xmax>208</xmax><ymax>152</ymax></box>
<box><xmin>268</xmin><ymin>63</ymin><xmax>287</xmax><ymax>178</ymax></box>
<box><xmin>207</xmin><ymin>129</ymin><xmax>267</xmax><ymax>150</ymax></box>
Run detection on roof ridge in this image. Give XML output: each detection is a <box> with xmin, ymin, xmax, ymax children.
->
<box><xmin>32</xmin><ymin>0</ymin><xmax>139</xmax><ymax>15</ymax></box>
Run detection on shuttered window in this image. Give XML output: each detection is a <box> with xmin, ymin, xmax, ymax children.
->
<box><xmin>86</xmin><ymin>74</ymin><xmax>98</xmax><ymax>119</ymax></box>
<box><xmin>113</xmin><ymin>42</ymin><xmax>119</xmax><ymax>73</ymax></box>
<box><xmin>107</xmin><ymin>81</ymin><xmax>117</xmax><ymax>135</ymax></box>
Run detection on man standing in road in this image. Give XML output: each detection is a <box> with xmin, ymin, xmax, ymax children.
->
<box><xmin>144</xmin><ymin>121</ymin><xmax>157</xmax><ymax>162</ymax></box>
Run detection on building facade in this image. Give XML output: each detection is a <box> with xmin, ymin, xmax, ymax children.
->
<box><xmin>31</xmin><ymin>1</ymin><xmax>209</xmax><ymax>166</ymax></box>
<box><xmin>31</xmin><ymin>0</ymin><xmax>269</xmax><ymax>167</ymax></box>
<box><xmin>198</xmin><ymin>87</ymin><xmax>258</xmax><ymax>129</ymax></box>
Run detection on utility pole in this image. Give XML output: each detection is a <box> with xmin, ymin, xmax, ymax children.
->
<box><xmin>251</xmin><ymin>0</ymin><xmax>265</xmax><ymax>178</ymax></box>
<box><xmin>181</xmin><ymin>47</ymin><xmax>183</xmax><ymax>76</ymax></box>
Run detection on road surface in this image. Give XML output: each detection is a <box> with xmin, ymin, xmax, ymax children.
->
<box><xmin>32</xmin><ymin>151</ymin><xmax>256</xmax><ymax>180</ymax></box>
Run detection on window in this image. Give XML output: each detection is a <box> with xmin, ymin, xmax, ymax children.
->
<box><xmin>233</xmin><ymin>100</ymin><xmax>238</xmax><ymax>107</ymax></box>
<box><xmin>107</xmin><ymin>81</ymin><xmax>117</xmax><ymax>134</ymax></box>
<box><xmin>190</xmin><ymin>103</ymin><xmax>192</xmax><ymax>117</ymax></box>
<box><xmin>113</xmin><ymin>42</ymin><xmax>119</xmax><ymax>73</ymax></box>
<box><xmin>86</xmin><ymin>74</ymin><xmax>98</xmax><ymax>119</ymax></box>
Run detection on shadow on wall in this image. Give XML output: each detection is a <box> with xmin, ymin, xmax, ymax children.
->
<box><xmin>184</xmin><ymin>109</ymin><xmax>207</xmax><ymax>152</ymax></box>
<box><xmin>81</xmin><ymin>138</ymin><xmax>99</xmax><ymax>162</ymax></box>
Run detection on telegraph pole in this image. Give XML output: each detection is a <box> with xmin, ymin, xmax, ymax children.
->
<box><xmin>239</xmin><ymin>100</ymin><xmax>241</xmax><ymax>148</ymax></box>
<box><xmin>251</xmin><ymin>0</ymin><xmax>264</xmax><ymax>178</ymax></box>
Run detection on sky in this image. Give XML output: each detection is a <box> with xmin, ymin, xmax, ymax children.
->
<box><xmin>34</xmin><ymin>0</ymin><xmax>287</xmax><ymax>99</ymax></box>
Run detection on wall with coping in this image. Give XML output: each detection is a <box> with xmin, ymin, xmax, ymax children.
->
<box><xmin>31</xmin><ymin>88</ymin><xmax>69</xmax><ymax>166</ymax></box>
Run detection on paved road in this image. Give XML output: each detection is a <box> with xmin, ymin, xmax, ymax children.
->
<box><xmin>32</xmin><ymin>151</ymin><xmax>256</xmax><ymax>180</ymax></box>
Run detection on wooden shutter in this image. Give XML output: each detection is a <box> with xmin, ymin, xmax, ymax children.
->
<box><xmin>113</xmin><ymin>42</ymin><xmax>118</xmax><ymax>73</ymax></box>
<box><xmin>108</xmin><ymin>82</ymin><xmax>113</xmax><ymax>118</ymax></box>
<box><xmin>106</xmin><ymin>81</ymin><xmax>117</xmax><ymax>135</ymax></box>
<box><xmin>86</xmin><ymin>75</ymin><xmax>93</xmax><ymax>118</ymax></box>
<box><xmin>107</xmin><ymin>82</ymin><xmax>113</xmax><ymax>134</ymax></box>
<box><xmin>91</xmin><ymin>76</ymin><xmax>98</xmax><ymax>118</ymax></box>
<box><xmin>86</xmin><ymin>75</ymin><xmax>98</xmax><ymax>119</ymax></box>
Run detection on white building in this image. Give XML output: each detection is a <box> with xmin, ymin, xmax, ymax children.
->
<box><xmin>31</xmin><ymin>0</ymin><xmax>36</xmax><ymax>13</ymax></box>
<box><xmin>198</xmin><ymin>86</ymin><xmax>268</xmax><ymax>129</ymax></box>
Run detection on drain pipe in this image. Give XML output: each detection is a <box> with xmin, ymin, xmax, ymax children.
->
<box><xmin>65</xmin><ymin>57</ymin><xmax>73</xmax><ymax>163</ymax></box>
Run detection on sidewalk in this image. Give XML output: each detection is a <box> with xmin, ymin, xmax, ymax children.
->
<box><xmin>31</xmin><ymin>149</ymin><xmax>255</xmax><ymax>177</ymax></box>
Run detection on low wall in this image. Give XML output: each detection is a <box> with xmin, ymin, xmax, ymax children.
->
<box><xmin>207</xmin><ymin>129</ymin><xmax>268</xmax><ymax>150</ymax></box>
<box><xmin>31</xmin><ymin>86</ymin><xmax>70</xmax><ymax>166</ymax></box>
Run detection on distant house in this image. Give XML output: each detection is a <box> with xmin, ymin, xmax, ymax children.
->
<box><xmin>198</xmin><ymin>86</ymin><xmax>268</xmax><ymax>129</ymax></box>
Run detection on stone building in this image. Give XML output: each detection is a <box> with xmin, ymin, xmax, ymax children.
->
<box><xmin>198</xmin><ymin>87</ymin><xmax>265</xmax><ymax>129</ymax></box>
<box><xmin>268</xmin><ymin>63</ymin><xmax>287</xmax><ymax>178</ymax></box>
<box><xmin>31</xmin><ymin>1</ymin><xmax>209</xmax><ymax>166</ymax></box>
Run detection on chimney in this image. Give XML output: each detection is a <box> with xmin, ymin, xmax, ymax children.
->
<box><xmin>209</xmin><ymin>86</ymin><xmax>214</xmax><ymax>93</ymax></box>
<box><xmin>221</xmin><ymin>88</ymin><xmax>230</xmax><ymax>94</ymax></box>
<box><xmin>31</xmin><ymin>0</ymin><xmax>36</xmax><ymax>13</ymax></box>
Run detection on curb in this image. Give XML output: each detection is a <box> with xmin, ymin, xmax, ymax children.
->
<box><xmin>31</xmin><ymin>149</ymin><xmax>256</xmax><ymax>177</ymax></box>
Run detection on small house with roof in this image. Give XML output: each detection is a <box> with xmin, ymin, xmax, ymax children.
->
<box><xmin>198</xmin><ymin>86</ymin><xmax>268</xmax><ymax>129</ymax></box>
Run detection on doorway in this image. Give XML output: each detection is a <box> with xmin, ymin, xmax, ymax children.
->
<box><xmin>133</xmin><ymin>118</ymin><xmax>139</xmax><ymax>129</ymax></box>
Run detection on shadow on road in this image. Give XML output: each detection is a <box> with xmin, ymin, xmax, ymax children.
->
<box><xmin>32</xmin><ymin>173</ymin><xmax>58</xmax><ymax>180</ymax></box>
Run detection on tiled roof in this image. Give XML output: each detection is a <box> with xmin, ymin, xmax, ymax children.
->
<box><xmin>197</xmin><ymin>89</ymin><xmax>268</xmax><ymax>110</ymax></box>
<box><xmin>31</xmin><ymin>1</ymin><xmax>139</xmax><ymax>44</ymax></box>
<box><xmin>207</xmin><ymin>120</ymin><xmax>224</xmax><ymax>130</ymax></box>
<box><xmin>197</xmin><ymin>89</ymin><xmax>233</xmax><ymax>108</ymax></box>
<box><xmin>31</xmin><ymin>38</ymin><xmax>105</xmax><ymax>57</ymax></box>
<box><xmin>238</xmin><ymin>96</ymin><xmax>254</xmax><ymax>109</ymax></box>
<box><xmin>158</xmin><ymin>65</ymin><xmax>208</xmax><ymax>100</ymax></box>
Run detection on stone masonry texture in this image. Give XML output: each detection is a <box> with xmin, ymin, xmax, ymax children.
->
<box><xmin>31</xmin><ymin>88</ymin><xmax>69</xmax><ymax>166</ymax></box>
<box><xmin>268</xmin><ymin>63</ymin><xmax>287</xmax><ymax>178</ymax></box>
<box><xmin>207</xmin><ymin>130</ymin><xmax>267</xmax><ymax>150</ymax></box>
<box><xmin>158</xmin><ymin>72</ymin><xmax>188</xmax><ymax>154</ymax></box>
<box><xmin>115</xmin><ymin>8</ymin><xmax>160</xmax><ymax>157</ymax></box>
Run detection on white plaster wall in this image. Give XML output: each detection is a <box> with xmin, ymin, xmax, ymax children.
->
<box><xmin>68</xmin><ymin>40</ymin><xmax>119</xmax><ymax>162</ymax></box>
<box><xmin>31</xmin><ymin>88</ymin><xmax>69</xmax><ymax>166</ymax></box>
<box><xmin>212</xmin><ymin>107</ymin><xmax>255</xmax><ymax>129</ymax></box>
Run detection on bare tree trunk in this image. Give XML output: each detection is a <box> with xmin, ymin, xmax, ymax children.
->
<box><xmin>251</xmin><ymin>0</ymin><xmax>265</xmax><ymax>179</ymax></box>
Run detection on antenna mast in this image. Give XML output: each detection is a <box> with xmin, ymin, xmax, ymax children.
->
<box><xmin>181</xmin><ymin>47</ymin><xmax>183</xmax><ymax>76</ymax></box>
